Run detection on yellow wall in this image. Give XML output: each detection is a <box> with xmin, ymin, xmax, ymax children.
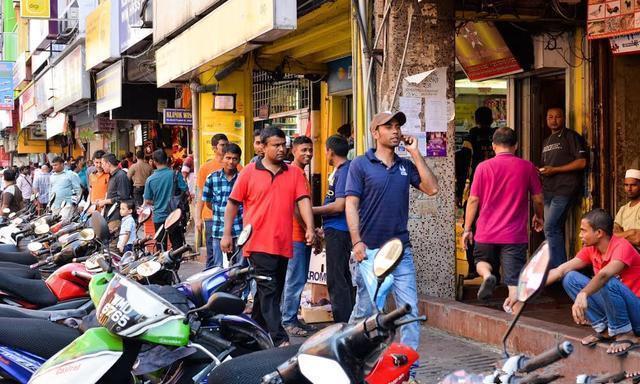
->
<box><xmin>198</xmin><ymin>60</ymin><xmax>253</xmax><ymax>165</ymax></box>
<box><xmin>318</xmin><ymin>82</ymin><xmax>347</xmax><ymax>197</ymax></box>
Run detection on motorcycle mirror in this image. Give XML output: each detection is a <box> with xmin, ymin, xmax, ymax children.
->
<box><xmin>79</xmin><ymin>228</ymin><xmax>95</xmax><ymax>241</ymax></box>
<box><xmin>373</xmin><ymin>238</ymin><xmax>403</xmax><ymax>279</ymax></box>
<box><xmin>188</xmin><ymin>292</ymin><xmax>245</xmax><ymax>316</ymax></box>
<box><xmin>105</xmin><ymin>202</ymin><xmax>119</xmax><ymax>219</ymax></box>
<box><xmin>137</xmin><ymin>206</ymin><xmax>151</xmax><ymax>225</ymax></box>
<box><xmin>136</xmin><ymin>260</ymin><xmax>161</xmax><ymax>278</ymax></box>
<box><xmin>153</xmin><ymin>224</ymin><xmax>164</xmax><ymax>240</ymax></box>
<box><xmin>501</xmin><ymin>241</ymin><xmax>551</xmax><ymax>357</ymax></box>
<box><xmin>34</xmin><ymin>223</ymin><xmax>50</xmax><ymax>235</ymax></box>
<box><xmin>27</xmin><ymin>242</ymin><xmax>43</xmax><ymax>252</ymax></box>
<box><xmin>164</xmin><ymin>209</ymin><xmax>182</xmax><ymax>231</ymax></box>
<box><xmin>91</xmin><ymin>211</ymin><xmax>110</xmax><ymax>242</ymax></box>
<box><xmin>236</xmin><ymin>224</ymin><xmax>253</xmax><ymax>247</ymax></box>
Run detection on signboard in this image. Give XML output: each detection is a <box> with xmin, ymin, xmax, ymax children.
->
<box><xmin>455</xmin><ymin>21</ymin><xmax>523</xmax><ymax>82</ymax></box>
<box><xmin>20</xmin><ymin>0</ymin><xmax>51</xmax><ymax>19</ymax></box>
<box><xmin>119</xmin><ymin>0</ymin><xmax>152</xmax><ymax>52</ymax></box>
<box><xmin>86</xmin><ymin>0</ymin><xmax>121</xmax><ymax>70</ymax></box>
<box><xmin>96</xmin><ymin>61</ymin><xmax>122</xmax><ymax>114</ymax></box>
<box><xmin>19</xmin><ymin>83</ymin><xmax>39</xmax><ymax>128</ymax></box>
<box><xmin>153</xmin><ymin>0</ymin><xmax>224</xmax><ymax>44</ymax></box>
<box><xmin>163</xmin><ymin>108</ymin><xmax>193</xmax><ymax>125</ymax></box>
<box><xmin>34</xmin><ymin>68</ymin><xmax>54</xmax><ymax>115</ymax></box>
<box><xmin>610</xmin><ymin>32</ymin><xmax>640</xmax><ymax>54</ymax></box>
<box><xmin>587</xmin><ymin>1</ymin><xmax>640</xmax><ymax>40</ymax></box>
<box><xmin>0</xmin><ymin>62</ymin><xmax>15</xmax><ymax>110</ymax></box>
<box><xmin>155</xmin><ymin>0</ymin><xmax>296</xmax><ymax>87</ymax></box>
<box><xmin>52</xmin><ymin>45</ymin><xmax>91</xmax><ymax>111</ymax></box>
<box><xmin>46</xmin><ymin>113</ymin><xmax>66</xmax><ymax>139</ymax></box>
<box><xmin>327</xmin><ymin>56</ymin><xmax>352</xmax><ymax>94</ymax></box>
<box><xmin>94</xmin><ymin>117</ymin><xmax>117</xmax><ymax>132</ymax></box>
<box><xmin>13</xmin><ymin>53</ymin><xmax>31</xmax><ymax>91</ymax></box>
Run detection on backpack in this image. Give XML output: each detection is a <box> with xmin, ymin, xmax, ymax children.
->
<box><xmin>168</xmin><ymin>171</ymin><xmax>190</xmax><ymax>226</ymax></box>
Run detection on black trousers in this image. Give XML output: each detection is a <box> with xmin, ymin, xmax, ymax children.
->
<box><xmin>133</xmin><ymin>187</ymin><xmax>145</xmax><ymax>208</ymax></box>
<box><xmin>325</xmin><ymin>228</ymin><xmax>355</xmax><ymax>323</ymax></box>
<box><xmin>154</xmin><ymin>221</ymin><xmax>185</xmax><ymax>251</ymax></box>
<box><xmin>249</xmin><ymin>252</ymin><xmax>289</xmax><ymax>346</ymax></box>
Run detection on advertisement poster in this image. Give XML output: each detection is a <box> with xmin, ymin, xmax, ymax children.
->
<box><xmin>587</xmin><ymin>0</ymin><xmax>640</xmax><ymax>39</ymax></box>
<box><xmin>426</xmin><ymin>132</ymin><xmax>447</xmax><ymax>157</ymax></box>
<box><xmin>0</xmin><ymin>62</ymin><xmax>14</xmax><ymax>110</ymax></box>
<box><xmin>20</xmin><ymin>0</ymin><xmax>50</xmax><ymax>18</ymax></box>
<box><xmin>609</xmin><ymin>31</ymin><xmax>640</xmax><ymax>54</ymax></box>
<box><xmin>455</xmin><ymin>22</ymin><xmax>523</xmax><ymax>82</ymax></box>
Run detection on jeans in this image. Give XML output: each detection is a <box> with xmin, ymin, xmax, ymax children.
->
<box><xmin>544</xmin><ymin>195</ymin><xmax>573</xmax><ymax>268</ymax></box>
<box><xmin>563</xmin><ymin>271</ymin><xmax>640</xmax><ymax>336</ymax></box>
<box><xmin>250</xmin><ymin>252</ymin><xmax>289</xmax><ymax>346</ymax></box>
<box><xmin>325</xmin><ymin>228</ymin><xmax>354</xmax><ymax>323</ymax></box>
<box><xmin>207</xmin><ymin>236</ymin><xmax>224</xmax><ymax>269</ymax></box>
<box><xmin>204</xmin><ymin>220</ymin><xmax>218</xmax><ymax>267</ymax></box>
<box><xmin>349</xmin><ymin>247</ymin><xmax>421</xmax><ymax>376</ymax></box>
<box><xmin>281</xmin><ymin>242</ymin><xmax>311</xmax><ymax>326</ymax></box>
<box><xmin>133</xmin><ymin>187</ymin><xmax>145</xmax><ymax>208</ymax></box>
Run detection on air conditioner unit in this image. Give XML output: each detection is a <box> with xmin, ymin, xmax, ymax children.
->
<box><xmin>533</xmin><ymin>33</ymin><xmax>570</xmax><ymax>69</ymax></box>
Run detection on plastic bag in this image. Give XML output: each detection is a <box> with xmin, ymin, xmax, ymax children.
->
<box><xmin>358</xmin><ymin>248</ymin><xmax>394</xmax><ymax>310</ymax></box>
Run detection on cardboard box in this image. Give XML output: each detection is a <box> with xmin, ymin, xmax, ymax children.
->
<box><xmin>310</xmin><ymin>283</ymin><xmax>329</xmax><ymax>304</ymax></box>
<box><xmin>301</xmin><ymin>305</ymin><xmax>334</xmax><ymax>324</ymax></box>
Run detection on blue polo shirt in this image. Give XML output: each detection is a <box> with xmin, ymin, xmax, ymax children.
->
<box><xmin>345</xmin><ymin>149</ymin><xmax>421</xmax><ymax>249</ymax></box>
<box><xmin>143</xmin><ymin>167</ymin><xmax>188</xmax><ymax>224</ymax></box>
<box><xmin>322</xmin><ymin>160</ymin><xmax>350</xmax><ymax>232</ymax></box>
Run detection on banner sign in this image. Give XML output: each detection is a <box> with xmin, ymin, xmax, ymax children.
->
<box><xmin>20</xmin><ymin>0</ymin><xmax>51</xmax><ymax>19</ymax></box>
<box><xmin>0</xmin><ymin>62</ymin><xmax>15</xmax><ymax>110</ymax></box>
<box><xmin>455</xmin><ymin>22</ymin><xmax>522</xmax><ymax>82</ymax></box>
<box><xmin>86</xmin><ymin>0</ymin><xmax>121</xmax><ymax>70</ymax></box>
<box><xmin>120</xmin><ymin>0</ymin><xmax>152</xmax><ymax>52</ymax></box>
<box><xmin>610</xmin><ymin>32</ymin><xmax>640</xmax><ymax>54</ymax></box>
<box><xmin>96</xmin><ymin>61</ymin><xmax>122</xmax><ymax>114</ymax></box>
<box><xmin>163</xmin><ymin>108</ymin><xmax>192</xmax><ymax>125</ymax></box>
<box><xmin>52</xmin><ymin>45</ymin><xmax>91</xmax><ymax>111</ymax></box>
<box><xmin>587</xmin><ymin>0</ymin><xmax>640</xmax><ymax>40</ymax></box>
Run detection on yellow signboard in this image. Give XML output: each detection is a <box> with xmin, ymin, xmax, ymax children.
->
<box><xmin>85</xmin><ymin>0</ymin><xmax>116</xmax><ymax>70</ymax></box>
<box><xmin>20</xmin><ymin>0</ymin><xmax>51</xmax><ymax>19</ymax></box>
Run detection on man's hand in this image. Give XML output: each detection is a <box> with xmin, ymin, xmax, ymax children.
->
<box><xmin>403</xmin><ymin>135</ymin><xmax>419</xmax><ymax>154</ymax></box>
<box><xmin>532</xmin><ymin>215</ymin><xmax>544</xmax><ymax>232</ymax></box>
<box><xmin>539</xmin><ymin>166</ymin><xmax>556</xmax><ymax>176</ymax></box>
<box><xmin>220</xmin><ymin>234</ymin><xmax>233</xmax><ymax>253</ymax></box>
<box><xmin>572</xmin><ymin>292</ymin><xmax>589</xmax><ymax>325</ymax></box>
<box><xmin>353</xmin><ymin>241</ymin><xmax>367</xmax><ymax>262</ymax></box>
<box><xmin>313</xmin><ymin>228</ymin><xmax>324</xmax><ymax>254</ymax></box>
<box><xmin>462</xmin><ymin>230</ymin><xmax>474</xmax><ymax>250</ymax></box>
<box><xmin>305</xmin><ymin>228</ymin><xmax>315</xmax><ymax>247</ymax></box>
<box><xmin>96</xmin><ymin>199</ymin><xmax>105</xmax><ymax>208</ymax></box>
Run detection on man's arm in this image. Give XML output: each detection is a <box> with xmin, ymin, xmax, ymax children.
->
<box><xmin>546</xmin><ymin>257</ymin><xmax>589</xmax><ymax>285</ymax></box>
<box><xmin>532</xmin><ymin>193</ymin><xmax>544</xmax><ymax>232</ymax></box>
<box><xmin>346</xmin><ymin>195</ymin><xmax>367</xmax><ymax>262</ymax></box>
<box><xmin>543</xmin><ymin>158</ymin><xmax>587</xmax><ymax>176</ymax></box>
<box><xmin>462</xmin><ymin>196</ymin><xmax>479</xmax><ymax>249</ymax></box>
<box><xmin>220</xmin><ymin>199</ymin><xmax>240</xmax><ymax>253</ymax></box>
<box><xmin>69</xmin><ymin>172</ymin><xmax>82</xmax><ymax>200</ymax></box>
<box><xmin>297</xmin><ymin>197</ymin><xmax>315</xmax><ymax>245</ymax></box>
<box><xmin>312</xmin><ymin>198</ymin><xmax>345</xmax><ymax>216</ymax></box>
<box><xmin>408</xmin><ymin>146</ymin><xmax>439</xmax><ymax>196</ymax></box>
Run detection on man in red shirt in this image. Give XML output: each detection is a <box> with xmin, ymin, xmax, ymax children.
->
<box><xmin>547</xmin><ymin>209</ymin><xmax>640</xmax><ymax>355</ymax></box>
<box><xmin>221</xmin><ymin>127</ymin><xmax>314</xmax><ymax>347</ymax></box>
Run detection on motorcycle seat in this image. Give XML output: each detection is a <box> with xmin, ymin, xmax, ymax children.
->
<box><xmin>0</xmin><ymin>261</ymin><xmax>41</xmax><ymax>279</ymax></box>
<box><xmin>208</xmin><ymin>344</ymin><xmax>300</xmax><ymax>384</ymax></box>
<box><xmin>0</xmin><ymin>318</ymin><xmax>80</xmax><ymax>358</ymax></box>
<box><xmin>0</xmin><ymin>244</ymin><xmax>19</xmax><ymax>253</ymax></box>
<box><xmin>0</xmin><ymin>269</ymin><xmax>57</xmax><ymax>307</ymax></box>
<box><xmin>0</xmin><ymin>300</ymin><xmax>94</xmax><ymax>321</ymax></box>
<box><xmin>0</xmin><ymin>250</ymin><xmax>37</xmax><ymax>265</ymax></box>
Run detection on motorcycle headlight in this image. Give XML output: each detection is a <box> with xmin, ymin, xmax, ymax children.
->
<box><xmin>298</xmin><ymin>354</ymin><xmax>350</xmax><ymax>384</ymax></box>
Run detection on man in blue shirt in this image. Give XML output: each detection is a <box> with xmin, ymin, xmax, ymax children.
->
<box><xmin>202</xmin><ymin>143</ymin><xmax>243</xmax><ymax>268</ymax></box>
<box><xmin>345</xmin><ymin>111</ymin><xmax>439</xmax><ymax>379</ymax></box>
<box><xmin>312</xmin><ymin>134</ymin><xmax>353</xmax><ymax>323</ymax></box>
<box><xmin>143</xmin><ymin>149</ymin><xmax>188</xmax><ymax>249</ymax></box>
<box><xmin>49</xmin><ymin>156</ymin><xmax>82</xmax><ymax>211</ymax></box>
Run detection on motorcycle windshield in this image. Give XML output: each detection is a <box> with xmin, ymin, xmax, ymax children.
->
<box><xmin>96</xmin><ymin>274</ymin><xmax>185</xmax><ymax>337</ymax></box>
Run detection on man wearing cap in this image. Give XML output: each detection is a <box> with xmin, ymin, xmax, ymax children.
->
<box><xmin>345</xmin><ymin>111</ymin><xmax>439</xmax><ymax>379</ymax></box>
<box><xmin>614</xmin><ymin>169</ymin><xmax>640</xmax><ymax>248</ymax></box>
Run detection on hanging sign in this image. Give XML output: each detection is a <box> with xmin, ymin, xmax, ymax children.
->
<box><xmin>610</xmin><ymin>32</ymin><xmax>640</xmax><ymax>54</ymax></box>
<box><xmin>0</xmin><ymin>62</ymin><xmax>15</xmax><ymax>110</ymax></box>
<box><xmin>587</xmin><ymin>0</ymin><xmax>640</xmax><ymax>40</ymax></box>
<box><xmin>20</xmin><ymin>0</ymin><xmax>51</xmax><ymax>19</ymax></box>
<box><xmin>163</xmin><ymin>108</ymin><xmax>192</xmax><ymax>125</ymax></box>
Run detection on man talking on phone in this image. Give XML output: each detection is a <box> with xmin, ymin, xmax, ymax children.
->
<box><xmin>345</xmin><ymin>111</ymin><xmax>439</xmax><ymax>381</ymax></box>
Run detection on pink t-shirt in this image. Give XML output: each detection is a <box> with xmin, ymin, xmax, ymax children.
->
<box><xmin>577</xmin><ymin>236</ymin><xmax>640</xmax><ymax>297</ymax></box>
<box><xmin>470</xmin><ymin>153</ymin><xmax>543</xmax><ymax>244</ymax></box>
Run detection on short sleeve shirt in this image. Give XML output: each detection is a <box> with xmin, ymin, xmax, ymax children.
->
<box><xmin>118</xmin><ymin>215</ymin><xmax>137</xmax><ymax>247</ymax></box>
<box><xmin>322</xmin><ymin>160</ymin><xmax>350</xmax><ymax>232</ymax></box>
<box><xmin>615</xmin><ymin>202</ymin><xmax>640</xmax><ymax>231</ymax></box>
<box><xmin>202</xmin><ymin>169</ymin><xmax>243</xmax><ymax>239</ymax></box>
<box><xmin>577</xmin><ymin>236</ymin><xmax>640</xmax><ymax>296</ymax></box>
<box><xmin>541</xmin><ymin>128</ymin><xmax>587</xmax><ymax>197</ymax></box>
<box><xmin>229</xmin><ymin>160</ymin><xmax>310</xmax><ymax>258</ymax></box>
<box><xmin>144</xmin><ymin>167</ymin><xmax>188</xmax><ymax>224</ymax></box>
<box><xmin>345</xmin><ymin>149</ymin><xmax>421</xmax><ymax>249</ymax></box>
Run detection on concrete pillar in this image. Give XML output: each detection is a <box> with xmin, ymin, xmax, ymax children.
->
<box><xmin>374</xmin><ymin>0</ymin><xmax>456</xmax><ymax>298</ymax></box>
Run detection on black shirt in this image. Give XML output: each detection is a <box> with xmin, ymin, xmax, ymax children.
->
<box><xmin>467</xmin><ymin>126</ymin><xmax>496</xmax><ymax>180</ymax></box>
<box><xmin>541</xmin><ymin>128</ymin><xmax>587</xmax><ymax>197</ymax></box>
<box><xmin>105</xmin><ymin>168</ymin><xmax>132</xmax><ymax>221</ymax></box>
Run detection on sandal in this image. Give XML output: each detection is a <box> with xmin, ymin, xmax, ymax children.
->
<box><xmin>607</xmin><ymin>339</ymin><xmax>640</xmax><ymax>356</ymax></box>
<box><xmin>581</xmin><ymin>332</ymin><xmax>612</xmax><ymax>348</ymax></box>
<box><xmin>285</xmin><ymin>324</ymin><xmax>310</xmax><ymax>337</ymax></box>
<box><xmin>477</xmin><ymin>275</ymin><xmax>497</xmax><ymax>301</ymax></box>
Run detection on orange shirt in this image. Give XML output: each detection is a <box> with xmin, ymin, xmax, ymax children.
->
<box><xmin>197</xmin><ymin>158</ymin><xmax>242</xmax><ymax>220</ymax></box>
<box><xmin>89</xmin><ymin>171</ymin><xmax>110</xmax><ymax>203</ymax></box>
<box><xmin>229</xmin><ymin>161</ymin><xmax>310</xmax><ymax>258</ymax></box>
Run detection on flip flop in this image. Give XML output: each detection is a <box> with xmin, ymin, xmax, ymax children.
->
<box><xmin>477</xmin><ymin>275</ymin><xmax>497</xmax><ymax>301</ymax></box>
<box><xmin>581</xmin><ymin>333</ymin><xmax>612</xmax><ymax>348</ymax></box>
<box><xmin>608</xmin><ymin>340</ymin><xmax>640</xmax><ymax>356</ymax></box>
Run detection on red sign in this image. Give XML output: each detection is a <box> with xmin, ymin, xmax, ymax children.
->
<box><xmin>587</xmin><ymin>0</ymin><xmax>640</xmax><ymax>40</ymax></box>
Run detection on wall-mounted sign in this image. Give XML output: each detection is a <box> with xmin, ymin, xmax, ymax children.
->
<box><xmin>86</xmin><ymin>0</ymin><xmax>121</xmax><ymax>70</ymax></box>
<box><xmin>163</xmin><ymin>108</ymin><xmax>193</xmax><ymax>125</ymax></box>
<box><xmin>34</xmin><ymin>68</ymin><xmax>54</xmax><ymax>115</ymax></box>
<box><xmin>610</xmin><ymin>32</ymin><xmax>640</xmax><ymax>55</ymax></box>
<box><xmin>327</xmin><ymin>56</ymin><xmax>352</xmax><ymax>95</ymax></box>
<box><xmin>20</xmin><ymin>0</ymin><xmax>51</xmax><ymax>19</ymax></box>
<box><xmin>19</xmin><ymin>83</ymin><xmax>39</xmax><ymax>128</ymax></box>
<box><xmin>213</xmin><ymin>94</ymin><xmax>236</xmax><ymax>112</ymax></box>
<box><xmin>155</xmin><ymin>0</ymin><xmax>296</xmax><ymax>86</ymax></box>
<box><xmin>96</xmin><ymin>60</ymin><xmax>122</xmax><ymax>114</ymax></box>
<box><xmin>455</xmin><ymin>21</ymin><xmax>522</xmax><ymax>82</ymax></box>
<box><xmin>120</xmin><ymin>0</ymin><xmax>152</xmax><ymax>52</ymax></box>
<box><xmin>46</xmin><ymin>112</ymin><xmax>67</xmax><ymax>139</ymax></box>
<box><xmin>94</xmin><ymin>117</ymin><xmax>117</xmax><ymax>132</ymax></box>
<box><xmin>153</xmin><ymin>0</ymin><xmax>224</xmax><ymax>44</ymax></box>
<box><xmin>0</xmin><ymin>62</ymin><xmax>15</xmax><ymax>110</ymax></box>
<box><xmin>52</xmin><ymin>45</ymin><xmax>91</xmax><ymax>111</ymax></box>
<box><xmin>13</xmin><ymin>53</ymin><xmax>31</xmax><ymax>92</ymax></box>
<box><xmin>587</xmin><ymin>0</ymin><xmax>640</xmax><ymax>40</ymax></box>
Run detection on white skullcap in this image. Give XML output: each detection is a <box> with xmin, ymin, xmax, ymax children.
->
<box><xmin>625</xmin><ymin>169</ymin><xmax>640</xmax><ymax>180</ymax></box>
<box><xmin>181</xmin><ymin>165</ymin><xmax>190</xmax><ymax>173</ymax></box>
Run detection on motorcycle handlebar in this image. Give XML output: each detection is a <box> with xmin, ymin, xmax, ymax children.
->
<box><xmin>31</xmin><ymin>257</ymin><xmax>52</xmax><ymax>269</ymax></box>
<box><xmin>519</xmin><ymin>341</ymin><xmax>573</xmax><ymax>374</ymax></box>
<box><xmin>96</xmin><ymin>257</ymin><xmax>111</xmax><ymax>272</ymax></box>
<box><xmin>378</xmin><ymin>304</ymin><xmax>412</xmax><ymax>330</ymax></box>
<box><xmin>229</xmin><ymin>266</ymin><xmax>253</xmax><ymax>279</ymax></box>
<box><xmin>72</xmin><ymin>256</ymin><xmax>90</xmax><ymax>263</ymax></box>
<box><xmin>169</xmin><ymin>244</ymin><xmax>191</xmax><ymax>259</ymax></box>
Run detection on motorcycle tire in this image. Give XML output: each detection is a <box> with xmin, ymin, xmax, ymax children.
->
<box><xmin>207</xmin><ymin>345</ymin><xmax>301</xmax><ymax>384</ymax></box>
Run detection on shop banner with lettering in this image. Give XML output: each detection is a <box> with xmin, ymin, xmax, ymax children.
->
<box><xmin>20</xmin><ymin>0</ymin><xmax>51</xmax><ymax>19</ymax></box>
<box><xmin>0</xmin><ymin>62</ymin><xmax>14</xmax><ymax>110</ymax></box>
<box><xmin>163</xmin><ymin>108</ymin><xmax>192</xmax><ymax>125</ymax></box>
<box><xmin>455</xmin><ymin>22</ymin><xmax>522</xmax><ymax>82</ymax></box>
<box><xmin>587</xmin><ymin>0</ymin><xmax>640</xmax><ymax>40</ymax></box>
<box><xmin>610</xmin><ymin>31</ymin><xmax>640</xmax><ymax>54</ymax></box>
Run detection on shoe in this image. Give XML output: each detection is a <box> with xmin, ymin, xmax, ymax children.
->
<box><xmin>477</xmin><ymin>275</ymin><xmax>497</xmax><ymax>301</ymax></box>
<box><xmin>297</xmin><ymin>320</ymin><xmax>318</xmax><ymax>332</ymax></box>
<box><xmin>284</xmin><ymin>323</ymin><xmax>310</xmax><ymax>337</ymax></box>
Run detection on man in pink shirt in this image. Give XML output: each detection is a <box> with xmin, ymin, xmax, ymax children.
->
<box><xmin>462</xmin><ymin>127</ymin><xmax>544</xmax><ymax>302</ymax></box>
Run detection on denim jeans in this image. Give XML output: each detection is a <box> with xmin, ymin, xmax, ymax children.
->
<box><xmin>563</xmin><ymin>271</ymin><xmax>640</xmax><ymax>336</ymax></box>
<box><xmin>349</xmin><ymin>247</ymin><xmax>421</xmax><ymax>376</ymax></box>
<box><xmin>281</xmin><ymin>242</ymin><xmax>311</xmax><ymax>326</ymax></box>
<box><xmin>544</xmin><ymin>195</ymin><xmax>573</xmax><ymax>268</ymax></box>
<box><xmin>204</xmin><ymin>220</ymin><xmax>223</xmax><ymax>268</ymax></box>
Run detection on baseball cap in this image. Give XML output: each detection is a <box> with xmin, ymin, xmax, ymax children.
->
<box><xmin>369</xmin><ymin>111</ymin><xmax>407</xmax><ymax>132</ymax></box>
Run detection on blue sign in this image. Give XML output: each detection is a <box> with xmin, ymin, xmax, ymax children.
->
<box><xmin>163</xmin><ymin>108</ymin><xmax>192</xmax><ymax>125</ymax></box>
<box><xmin>0</xmin><ymin>62</ymin><xmax>14</xmax><ymax>110</ymax></box>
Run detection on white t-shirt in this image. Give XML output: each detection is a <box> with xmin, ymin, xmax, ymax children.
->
<box><xmin>118</xmin><ymin>215</ymin><xmax>137</xmax><ymax>249</ymax></box>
